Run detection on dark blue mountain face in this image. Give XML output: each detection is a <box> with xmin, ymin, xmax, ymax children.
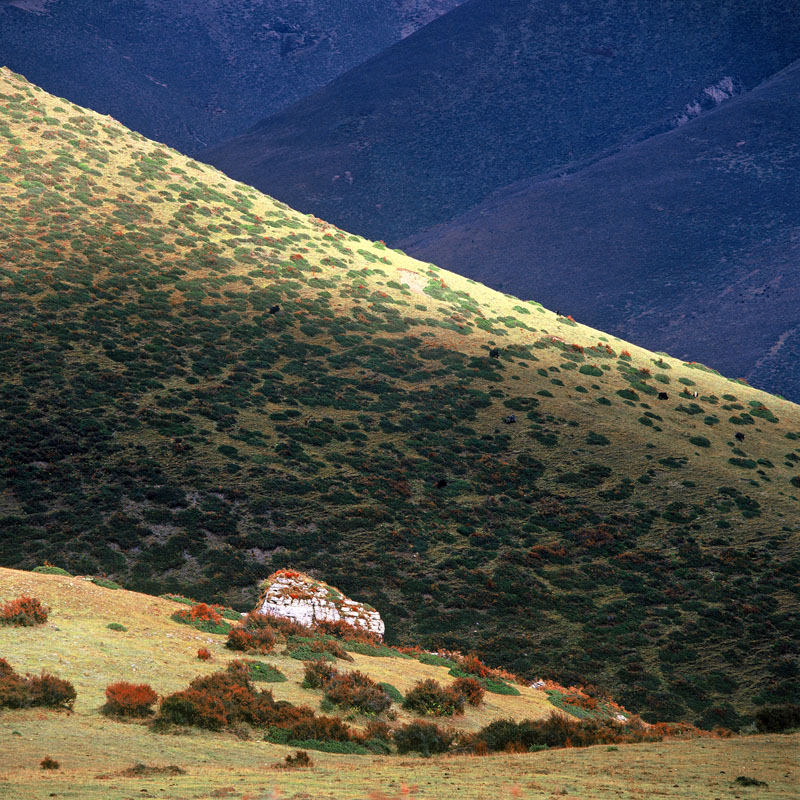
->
<box><xmin>200</xmin><ymin>0</ymin><xmax>800</xmax><ymax>243</ymax></box>
<box><xmin>0</xmin><ymin>0</ymin><xmax>463</xmax><ymax>152</ymax></box>
<box><xmin>404</xmin><ymin>61</ymin><xmax>800</xmax><ymax>401</ymax></box>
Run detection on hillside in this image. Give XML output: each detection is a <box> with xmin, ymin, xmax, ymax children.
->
<box><xmin>200</xmin><ymin>0</ymin><xmax>800</xmax><ymax>242</ymax></box>
<box><xmin>0</xmin><ymin>68</ymin><xmax>798</xmax><ymax>729</ymax></box>
<box><xmin>404</xmin><ymin>60</ymin><xmax>800</xmax><ymax>401</ymax></box>
<box><xmin>2</xmin><ymin>567</ymin><xmax>798</xmax><ymax>800</ymax></box>
<box><xmin>0</xmin><ymin>0</ymin><xmax>463</xmax><ymax>152</ymax></box>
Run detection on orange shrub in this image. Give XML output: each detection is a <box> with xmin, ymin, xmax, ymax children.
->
<box><xmin>1</xmin><ymin>596</ymin><xmax>49</xmax><ymax>626</ymax></box>
<box><xmin>451</xmin><ymin>677</ymin><xmax>485</xmax><ymax>706</ymax></box>
<box><xmin>174</xmin><ymin>603</ymin><xmax>221</xmax><ymax>624</ymax></box>
<box><xmin>226</xmin><ymin>626</ymin><xmax>275</xmax><ymax>654</ymax></box>
<box><xmin>197</xmin><ymin>647</ymin><xmax>212</xmax><ymax>661</ymax></box>
<box><xmin>0</xmin><ymin>659</ymin><xmax>75</xmax><ymax>710</ymax></box>
<box><xmin>103</xmin><ymin>682</ymin><xmax>158</xmax><ymax>717</ymax></box>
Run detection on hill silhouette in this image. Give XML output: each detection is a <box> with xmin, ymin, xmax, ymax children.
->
<box><xmin>201</xmin><ymin>0</ymin><xmax>800</xmax><ymax>241</ymax></box>
<box><xmin>0</xmin><ymin>0</ymin><xmax>463</xmax><ymax>152</ymax></box>
<box><xmin>0</xmin><ymin>68</ymin><xmax>798</xmax><ymax>728</ymax></box>
<box><xmin>405</xmin><ymin>60</ymin><xmax>800</xmax><ymax>401</ymax></box>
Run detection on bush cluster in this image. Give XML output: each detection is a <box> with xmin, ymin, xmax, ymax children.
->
<box><xmin>0</xmin><ymin>596</ymin><xmax>49</xmax><ymax>626</ymax></box>
<box><xmin>301</xmin><ymin>661</ymin><xmax>391</xmax><ymax>714</ymax></box>
<box><xmin>155</xmin><ymin>667</ymin><xmax>356</xmax><ymax>744</ymax></box>
<box><xmin>0</xmin><ymin>658</ymin><xmax>76</xmax><ymax>710</ymax></box>
<box><xmin>471</xmin><ymin>712</ymin><xmax>687</xmax><ymax>753</ymax></box>
<box><xmin>393</xmin><ymin>720</ymin><xmax>453</xmax><ymax>756</ymax></box>
<box><xmin>226</xmin><ymin>625</ymin><xmax>275</xmax><ymax>654</ymax></box>
<box><xmin>402</xmin><ymin>678</ymin><xmax>464</xmax><ymax>716</ymax></box>
<box><xmin>103</xmin><ymin>682</ymin><xmax>158</xmax><ymax>718</ymax></box>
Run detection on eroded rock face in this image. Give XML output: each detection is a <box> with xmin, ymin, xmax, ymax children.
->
<box><xmin>255</xmin><ymin>570</ymin><xmax>384</xmax><ymax>639</ymax></box>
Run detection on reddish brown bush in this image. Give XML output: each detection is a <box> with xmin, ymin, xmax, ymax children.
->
<box><xmin>451</xmin><ymin>677</ymin><xmax>485</xmax><ymax>707</ymax></box>
<box><xmin>103</xmin><ymin>682</ymin><xmax>158</xmax><ymax>717</ymax></box>
<box><xmin>197</xmin><ymin>647</ymin><xmax>211</xmax><ymax>661</ymax></box>
<box><xmin>282</xmin><ymin>749</ymin><xmax>312</xmax><ymax>768</ymax></box>
<box><xmin>302</xmin><ymin>660</ymin><xmax>337</xmax><ymax>689</ymax></box>
<box><xmin>159</xmin><ymin>688</ymin><xmax>229</xmax><ymax>730</ymax></box>
<box><xmin>402</xmin><ymin>679</ymin><xmax>464</xmax><ymax>716</ymax></box>
<box><xmin>314</xmin><ymin>618</ymin><xmax>380</xmax><ymax>644</ymax></box>
<box><xmin>324</xmin><ymin>670</ymin><xmax>392</xmax><ymax>714</ymax></box>
<box><xmin>40</xmin><ymin>756</ymin><xmax>60</xmax><ymax>770</ymax></box>
<box><xmin>174</xmin><ymin>603</ymin><xmax>221</xmax><ymax>625</ymax></box>
<box><xmin>1</xmin><ymin>596</ymin><xmax>49</xmax><ymax>626</ymax></box>
<box><xmin>225</xmin><ymin>625</ymin><xmax>275</xmax><ymax>654</ymax></box>
<box><xmin>0</xmin><ymin>659</ymin><xmax>75</xmax><ymax>710</ymax></box>
<box><xmin>27</xmin><ymin>674</ymin><xmax>77</xmax><ymax>710</ymax></box>
<box><xmin>246</xmin><ymin>611</ymin><xmax>309</xmax><ymax>637</ymax></box>
<box><xmin>456</xmin><ymin>654</ymin><xmax>490</xmax><ymax>678</ymax></box>
<box><xmin>286</xmin><ymin>714</ymin><xmax>352</xmax><ymax>742</ymax></box>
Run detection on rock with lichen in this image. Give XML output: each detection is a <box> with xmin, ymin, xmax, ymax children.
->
<box><xmin>254</xmin><ymin>569</ymin><xmax>384</xmax><ymax>639</ymax></box>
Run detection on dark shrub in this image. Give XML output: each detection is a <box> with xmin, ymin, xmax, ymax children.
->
<box><xmin>402</xmin><ymin>679</ymin><xmax>464</xmax><ymax>716</ymax></box>
<box><xmin>103</xmin><ymin>682</ymin><xmax>158</xmax><ymax>717</ymax></box>
<box><xmin>394</xmin><ymin>720</ymin><xmax>453</xmax><ymax>756</ymax></box>
<box><xmin>451</xmin><ymin>676</ymin><xmax>485</xmax><ymax>706</ymax></box>
<box><xmin>283</xmin><ymin>750</ymin><xmax>312</xmax><ymax>768</ymax></box>
<box><xmin>159</xmin><ymin>688</ymin><xmax>228</xmax><ymax>730</ymax></box>
<box><xmin>1</xmin><ymin>596</ymin><xmax>49</xmax><ymax>626</ymax></box>
<box><xmin>754</xmin><ymin>703</ymin><xmax>800</xmax><ymax>733</ymax></box>
<box><xmin>40</xmin><ymin>756</ymin><xmax>60</xmax><ymax>770</ymax></box>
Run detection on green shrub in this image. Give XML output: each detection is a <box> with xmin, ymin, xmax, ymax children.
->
<box><xmin>106</xmin><ymin>622</ymin><xmax>127</xmax><ymax>632</ymax></box>
<box><xmin>90</xmin><ymin>577</ymin><xmax>122</xmax><ymax>590</ymax></box>
<box><xmin>32</xmin><ymin>565</ymin><xmax>71</xmax><ymax>576</ymax></box>
<box><xmin>579</xmin><ymin>365</ymin><xmax>603</xmax><ymax>377</ymax></box>
<box><xmin>689</xmin><ymin>436</ymin><xmax>711</xmax><ymax>448</ymax></box>
<box><xmin>378</xmin><ymin>682</ymin><xmax>404</xmax><ymax>703</ymax></box>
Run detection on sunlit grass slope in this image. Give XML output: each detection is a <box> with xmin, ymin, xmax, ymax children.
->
<box><xmin>1</xmin><ymin>567</ymin><xmax>798</xmax><ymax>800</ymax></box>
<box><xmin>0</xmin><ymin>67</ymin><xmax>798</xmax><ymax>727</ymax></box>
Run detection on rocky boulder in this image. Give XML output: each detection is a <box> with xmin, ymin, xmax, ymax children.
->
<box><xmin>254</xmin><ymin>569</ymin><xmax>385</xmax><ymax>639</ymax></box>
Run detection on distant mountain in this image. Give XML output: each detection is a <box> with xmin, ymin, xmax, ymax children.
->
<box><xmin>2</xmin><ymin>68</ymin><xmax>799</xmax><ymax>727</ymax></box>
<box><xmin>0</xmin><ymin>0</ymin><xmax>464</xmax><ymax>152</ymax></box>
<box><xmin>201</xmin><ymin>0</ymin><xmax>800</xmax><ymax>242</ymax></box>
<box><xmin>405</xmin><ymin>61</ymin><xmax>800</xmax><ymax>401</ymax></box>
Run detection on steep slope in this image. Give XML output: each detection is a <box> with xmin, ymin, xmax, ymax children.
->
<box><xmin>0</xmin><ymin>0</ymin><xmax>464</xmax><ymax>152</ymax></box>
<box><xmin>1</xmin><ymin>69</ymin><xmax>799</xmax><ymax>727</ymax></box>
<box><xmin>200</xmin><ymin>0</ymin><xmax>800</xmax><ymax>242</ymax></box>
<box><xmin>404</xmin><ymin>60</ymin><xmax>800</xmax><ymax>401</ymax></box>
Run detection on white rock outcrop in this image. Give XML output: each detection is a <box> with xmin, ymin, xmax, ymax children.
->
<box><xmin>254</xmin><ymin>569</ymin><xmax>385</xmax><ymax>639</ymax></box>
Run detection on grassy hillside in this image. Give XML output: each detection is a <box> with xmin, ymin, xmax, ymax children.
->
<box><xmin>1</xmin><ymin>566</ymin><xmax>798</xmax><ymax>800</ymax></box>
<box><xmin>0</xmin><ymin>67</ymin><xmax>798</xmax><ymax>728</ymax></box>
<box><xmin>404</xmin><ymin>60</ymin><xmax>800</xmax><ymax>400</ymax></box>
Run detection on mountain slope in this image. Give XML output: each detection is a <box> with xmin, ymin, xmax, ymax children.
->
<box><xmin>200</xmin><ymin>0</ymin><xmax>800</xmax><ymax>242</ymax></box>
<box><xmin>404</xmin><ymin>60</ymin><xmax>800</xmax><ymax>401</ymax></box>
<box><xmin>0</xmin><ymin>0</ymin><xmax>464</xmax><ymax>152</ymax></box>
<box><xmin>0</xmin><ymin>68</ymin><xmax>798</xmax><ymax>727</ymax></box>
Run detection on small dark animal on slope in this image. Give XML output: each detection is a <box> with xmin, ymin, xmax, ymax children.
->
<box><xmin>504</xmin><ymin>414</ymin><xmax>517</xmax><ymax>424</ymax></box>
<box><xmin>735</xmin><ymin>432</ymin><xmax>745</xmax><ymax>441</ymax></box>
<box><xmin>658</xmin><ymin>392</ymin><xmax>668</xmax><ymax>400</ymax></box>
<box><xmin>269</xmin><ymin>304</ymin><xmax>281</xmax><ymax>314</ymax></box>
